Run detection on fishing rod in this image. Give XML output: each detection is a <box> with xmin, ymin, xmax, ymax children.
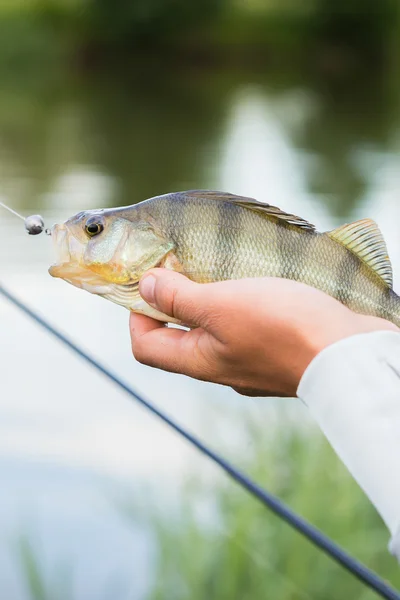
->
<box><xmin>0</xmin><ymin>282</ymin><xmax>399</xmax><ymax>600</ymax></box>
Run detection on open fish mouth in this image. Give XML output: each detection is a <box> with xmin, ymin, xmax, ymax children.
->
<box><xmin>49</xmin><ymin>261</ymin><xmax>113</xmax><ymax>292</ymax></box>
<box><xmin>49</xmin><ymin>258</ymin><xmax>141</xmax><ymax>305</ymax></box>
<box><xmin>49</xmin><ymin>223</ymin><xmax>85</xmax><ymax>270</ymax></box>
<box><xmin>48</xmin><ymin>222</ymin><xmax>117</xmax><ymax>292</ymax></box>
<box><xmin>47</xmin><ymin>220</ymin><xmax>179</xmax><ymax>321</ymax></box>
<box><xmin>48</xmin><ymin>222</ymin><xmax>144</xmax><ymax>308</ymax></box>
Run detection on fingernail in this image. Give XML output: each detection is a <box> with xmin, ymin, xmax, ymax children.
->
<box><xmin>140</xmin><ymin>274</ymin><xmax>156</xmax><ymax>304</ymax></box>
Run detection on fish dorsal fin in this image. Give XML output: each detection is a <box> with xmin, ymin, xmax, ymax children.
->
<box><xmin>186</xmin><ymin>190</ymin><xmax>316</xmax><ymax>232</ymax></box>
<box><xmin>327</xmin><ymin>218</ymin><xmax>393</xmax><ymax>287</ymax></box>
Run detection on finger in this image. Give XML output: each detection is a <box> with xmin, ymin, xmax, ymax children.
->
<box><xmin>130</xmin><ymin>324</ymin><xmax>217</xmax><ymax>381</ymax></box>
<box><xmin>131</xmin><ymin>324</ymin><xmax>186</xmax><ymax>372</ymax></box>
<box><xmin>129</xmin><ymin>312</ymin><xmax>164</xmax><ymax>338</ymax></box>
<box><xmin>139</xmin><ymin>269</ymin><xmax>211</xmax><ymax>328</ymax></box>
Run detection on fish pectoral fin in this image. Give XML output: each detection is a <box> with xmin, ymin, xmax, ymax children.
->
<box><xmin>327</xmin><ymin>218</ymin><xmax>393</xmax><ymax>288</ymax></box>
<box><xmin>126</xmin><ymin>224</ymin><xmax>175</xmax><ymax>279</ymax></box>
<box><xmin>186</xmin><ymin>190</ymin><xmax>316</xmax><ymax>232</ymax></box>
<box><xmin>158</xmin><ymin>251</ymin><xmax>185</xmax><ymax>273</ymax></box>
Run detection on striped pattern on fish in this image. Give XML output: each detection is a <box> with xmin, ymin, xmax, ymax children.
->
<box><xmin>48</xmin><ymin>190</ymin><xmax>400</xmax><ymax>327</ymax></box>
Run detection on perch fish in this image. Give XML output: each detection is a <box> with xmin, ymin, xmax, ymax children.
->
<box><xmin>49</xmin><ymin>190</ymin><xmax>400</xmax><ymax>326</ymax></box>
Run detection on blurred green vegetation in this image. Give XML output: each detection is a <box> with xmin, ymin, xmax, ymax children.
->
<box><xmin>0</xmin><ymin>56</ymin><xmax>398</xmax><ymax>219</ymax></box>
<box><xmin>18</xmin><ymin>423</ymin><xmax>400</xmax><ymax>600</ymax></box>
<box><xmin>17</xmin><ymin>536</ymin><xmax>74</xmax><ymax>600</ymax></box>
<box><xmin>137</xmin><ymin>424</ymin><xmax>400</xmax><ymax>600</ymax></box>
<box><xmin>0</xmin><ymin>0</ymin><xmax>398</xmax><ymax>70</ymax></box>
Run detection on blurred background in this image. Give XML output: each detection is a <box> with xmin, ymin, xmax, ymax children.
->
<box><xmin>0</xmin><ymin>0</ymin><xmax>400</xmax><ymax>598</ymax></box>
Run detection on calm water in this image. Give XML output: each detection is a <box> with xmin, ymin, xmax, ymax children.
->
<box><xmin>1</xmin><ymin>62</ymin><xmax>400</xmax><ymax>598</ymax></box>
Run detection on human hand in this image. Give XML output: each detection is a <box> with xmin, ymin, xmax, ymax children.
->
<box><xmin>129</xmin><ymin>269</ymin><xmax>399</xmax><ymax>397</ymax></box>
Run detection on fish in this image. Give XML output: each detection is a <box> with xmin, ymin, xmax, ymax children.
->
<box><xmin>49</xmin><ymin>190</ymin><xmax>400</xmax><ymax>326</ymax></box>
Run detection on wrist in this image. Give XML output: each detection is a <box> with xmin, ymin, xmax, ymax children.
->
<box><xmin>295</xmin><ymin>314</ymin><xmax>399</xmax><ymax>395</ymax></box>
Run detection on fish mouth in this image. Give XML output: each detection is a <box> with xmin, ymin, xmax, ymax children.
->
<box><xmin>49</xmin><ymin>262</ymin><xmax>114</xmax><ymax>292</ymax></box>
<box><xmin>49</xmin><ymin>223</ymin><xmax>82</xmax><ymax>270</ymax></box>
<box><xmin>48</xmin><ymin>223</ymin><xmax>115</xmax><ymax>292</ymax></box>
<box><xmin>48</xmin><ymin>222</ymin><xmax>142</xmax><ymax>306</ymax></box>
<box><xmin>48</xmin><ymin>222</ymin><xmax>178</xmax><ymax>321</ymax></box>
<box><xmin>49</xmin><ymin>259</ymin><xmax>141</xmax><ymax>306</ymax></box>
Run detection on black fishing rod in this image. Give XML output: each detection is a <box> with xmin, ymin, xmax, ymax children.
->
<box><xmin>0</xmin><ymin>282</ymin><xmax>399</xmax><ymax>600</ymax></box>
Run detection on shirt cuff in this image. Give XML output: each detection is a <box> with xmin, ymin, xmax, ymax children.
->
<box><xmin>297</xmin><ymin>330</ymin><xmax>400</xmax><ymax>544</ymax></box>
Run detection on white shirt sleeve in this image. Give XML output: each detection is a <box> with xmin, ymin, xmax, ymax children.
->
<box><xmin>297</xmin><ymin>330</ymin><xmax>400</xmax><ymax>562</ymax></box>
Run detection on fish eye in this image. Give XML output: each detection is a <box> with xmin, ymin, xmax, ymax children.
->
<box><xmin>85</xmin><ymin>220</ymin><xmax>104</xmax><ymax>237</ymax></box>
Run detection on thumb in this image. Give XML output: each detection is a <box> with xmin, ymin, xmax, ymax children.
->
<box><xmin>139</xmin><ymin>268</ymin><xmax>208</xmax><ymax>326</ymax></box>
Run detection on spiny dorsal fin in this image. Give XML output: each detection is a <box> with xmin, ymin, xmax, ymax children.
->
<box><xmin>327</xmin><ymin>218</ymin><xmax>393</xmax><ymax>287</ymax></box>
<box><xmin>186</xmin><ymin>190</ymin><xmax>316</xmax><ymax>232</ymax></box>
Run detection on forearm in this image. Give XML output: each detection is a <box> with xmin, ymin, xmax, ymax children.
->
<box><xmin>297</xmin><ymin>331</ymin><xmax>400</xmax><ymax>560</ymax></box>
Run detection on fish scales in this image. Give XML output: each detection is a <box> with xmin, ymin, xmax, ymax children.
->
<box><xmin>144</xmin><ymin>194</ymin><xmax>366</xmax><ymax>285</ymax></box>
<box><xmin>139</xmin><ymin>194</ymin><xmax>399</xmax><ymax>323</ymax></box>
<box><xmin>48</xmin><ymin>190</ymin><xmax>400</xmax><ymax>327</ymax></box>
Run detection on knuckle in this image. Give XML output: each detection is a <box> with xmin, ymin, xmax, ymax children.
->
<box><xmin>215</xmin><ymin>338</ymin><xmax>238</xmax><ymax>362</ymax></box>
<box><xmin>132</xmin><ymin>339</ymin><xmax>150</xmax><ymax>365</ymax></box>
<box><xmin>203</xmin><ymin>313</ymin><xmax>221</xmax><ymax>330</ymax></box>
<box><xmin>191</xmin><ymin>335</ymin><xmax>219</xmax><ymax>376</ymax></box>
<box><xmin>156</xmin><ymin>278</ymin><xmax>179</xmax><ymax>318</ymax></box>
<box><xmin>156</xmin><ymin>276</ymin><xmax>199</xmax><ymax>324</ymax></box>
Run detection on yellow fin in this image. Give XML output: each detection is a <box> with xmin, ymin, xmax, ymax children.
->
<box><xmin>327</xmin><ymin>218</ymin><xmax>393</xmax><ymax>287</ymax></box>
<box><xmin>186</xmin><ymin>190</ymin><xmax>316</xmax><ymax>232</ymax></box>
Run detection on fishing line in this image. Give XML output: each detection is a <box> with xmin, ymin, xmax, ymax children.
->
<box><xmin>0</xmin><ymin>283</ymin><xmax>399</xmax><ymax>600</ymax></box>
<box><xmin>0</xmin><ymin>198</ymin><xmax>49</xmax><ymax>235</ymax></box>
<box><xmin>0</xmin><ymin>199</ymin><xmax>26</xmax><ymax>222</ymax></box>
